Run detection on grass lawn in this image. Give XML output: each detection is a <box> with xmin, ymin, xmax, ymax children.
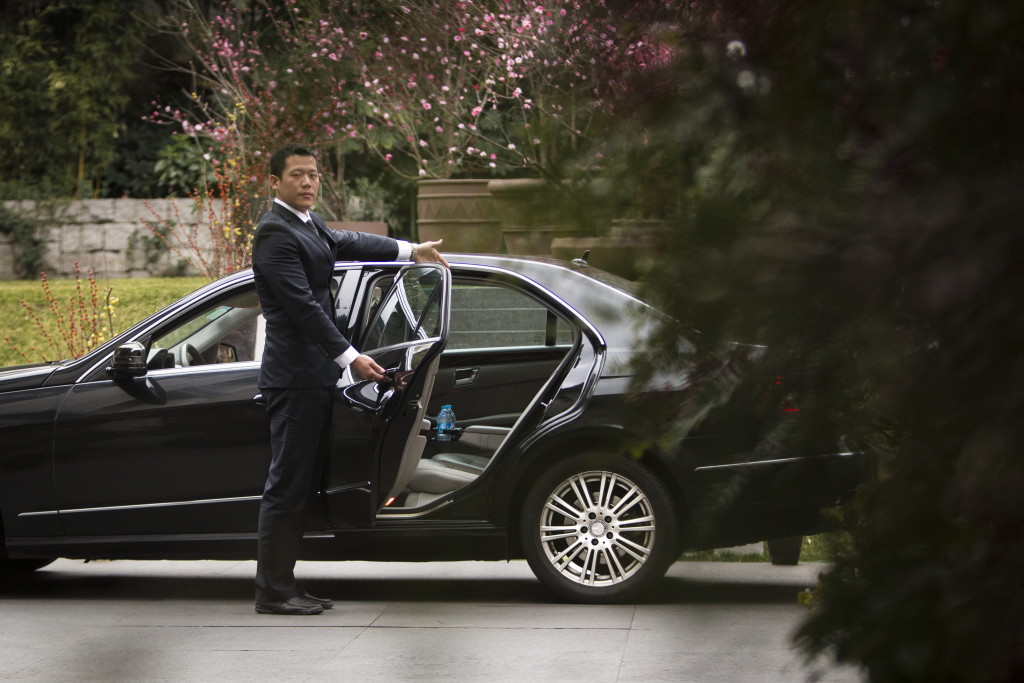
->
<box><xmin>1</xmin><ymin>276</ymin><xmax>209</xmax><ymax>367</ymax></box>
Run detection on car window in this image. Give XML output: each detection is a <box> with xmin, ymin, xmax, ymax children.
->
<box><xmin>447</xmin><ymin>281</ymin><xmax>573</xmax><ymax>350</ymax></box>
<box><xmin>148</xmin><ymin>289</ymin><xmax>263</xmax><ymax>368</ymax></box>
<box><xmin>362</xmin><ymin>266</ymin><xmax>444</xmax><ymax>351</ymax></box>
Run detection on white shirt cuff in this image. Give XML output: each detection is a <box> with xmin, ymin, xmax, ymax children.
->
<box><xmin>395</xmin><ymin>240</ymin><xmax>413</xmax><ymax>261</ymax></box>
<box><xmin>334</xmin><ymin>346</ymin><xmax>360</xmax><ymax>368</ymax></box>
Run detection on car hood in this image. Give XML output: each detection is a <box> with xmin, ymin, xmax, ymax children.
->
<box><xmin>0</xmin><ymin>362</ymin><xmax>59</xmax><ymax>392</ymax></box>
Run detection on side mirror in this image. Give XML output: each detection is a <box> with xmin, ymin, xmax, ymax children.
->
<box><xmin>108</xmin><ymin>342</ymin><xmax>147</xmax><ymax>379</ymax></box>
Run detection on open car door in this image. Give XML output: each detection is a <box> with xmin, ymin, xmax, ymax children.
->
<box><xmin>324</xmin><ymin>263</ymin><xmax>450</xmax><ymax>528</ymax></box>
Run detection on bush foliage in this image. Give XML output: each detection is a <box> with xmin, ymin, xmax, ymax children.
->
<box><xmin>573</xmin><ymin>1</ymin><xmax>1024</xmax><ymax>681</ymax></box>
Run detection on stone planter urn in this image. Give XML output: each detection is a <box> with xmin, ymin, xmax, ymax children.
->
<box><xmin>416</xmin><ymin>179</ymin><xmax>501</xmax><ymax>254</ymax></box>
<box><xmin>488</xmin><ymin>178</ymin><xmax>579</xmax><ymax>256</ymax></box>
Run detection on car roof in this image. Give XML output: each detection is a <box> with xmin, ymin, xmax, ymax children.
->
<box><xmin>447</xmin><ymin>253</ymin><xmax>643</xmax><ymax>302</ymax></box>
<box><xmin>443</xmin><ymin>254</ymin><xmax>662</xmax><ymax>353</ymax></box>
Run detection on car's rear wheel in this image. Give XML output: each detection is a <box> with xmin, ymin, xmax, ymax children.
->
<box><xmin>520</xmin><ymin>453</ymin><xmax>678</xmax><ymax>603</ymax></box>
<box><xmin>766</xmin><ymin>536</ymin><xmax>803</xmax><ymax>565</ymax></box>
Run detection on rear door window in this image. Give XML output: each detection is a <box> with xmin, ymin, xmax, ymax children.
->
<box><xmin>447</xmin><ymin>282</ymin><xmax>573</xmax><ymax>350</ymax></box>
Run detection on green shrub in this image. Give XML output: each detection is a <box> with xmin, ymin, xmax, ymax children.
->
<box><xmin>154</xmin><ymin>135</ymin><xmax>217</xmax><ymax>198</ymax></box>
<box><xmin>0</xmin><ymin>205</ymin><xmax>45</xmax><ymax>279</ymax></box>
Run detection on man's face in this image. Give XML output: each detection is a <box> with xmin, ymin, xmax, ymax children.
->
<box><xmin>271</xmin><ymin>154</ymin><xmax>320</xmax><ymax>213</ymax></box>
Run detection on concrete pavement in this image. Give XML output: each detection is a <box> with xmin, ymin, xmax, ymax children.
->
<box><xmin>0</xmin><ymin>558</ymin><xmax>863</xmax><ymax>682</ymax></box>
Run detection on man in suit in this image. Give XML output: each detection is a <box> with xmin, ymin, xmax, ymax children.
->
<box><xmin>251</xmin><ymin>142</ymin><xmax>446</xmax><ymax>615</ymax></box>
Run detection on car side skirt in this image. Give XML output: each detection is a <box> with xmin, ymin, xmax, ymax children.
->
<box><xmin>5</xmin><ymin>525</ymin><xmax>508</xmax><ymax>563</ymax></box>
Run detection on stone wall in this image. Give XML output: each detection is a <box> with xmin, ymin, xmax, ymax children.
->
<box><xmin>1</xmin><ymin>198</ymin><xmax>223</xmax><ymax>280</ymax></box>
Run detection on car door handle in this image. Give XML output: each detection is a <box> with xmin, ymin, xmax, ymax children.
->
<box><xmin>376</xmin><ymin>367</ymin><xmax>399</xmax><ymax>389</ymax></box>
<box><xmin>454</xmin><ymin>368</ymin><xmax>479</xmax><ymax>386</ymax></box>
<box><xmin>253</xmin><ymin>393</ymin><xmax>266</xmax><ymax>406</ymax></box>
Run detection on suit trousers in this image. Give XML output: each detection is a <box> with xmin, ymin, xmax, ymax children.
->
<box><xmin>255</xmin><ymin>385</ymin><xmax>333</xmax><ymax>602</ymax></box>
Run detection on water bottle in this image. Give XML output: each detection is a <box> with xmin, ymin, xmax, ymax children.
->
<box><xmin>436</xmin><ymin>404</ymin><xmax>455</xmax><ymax>442</ymax></box>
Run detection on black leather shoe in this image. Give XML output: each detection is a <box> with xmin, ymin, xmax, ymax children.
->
<box><xmin>300</xmin><ymin>592</ymin><xmax>333</xmax><ymax>610</ymax></box>
<box><xmin>255</xmin><ymin>597</ymin><xmax>324</xmax><ymax>615</ymax></box>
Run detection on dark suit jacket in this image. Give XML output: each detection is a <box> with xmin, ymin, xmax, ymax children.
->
<box><xmin>252</xmin><ymin>202</ymin><xmax>399</xmax><ymax>389</ymax></box>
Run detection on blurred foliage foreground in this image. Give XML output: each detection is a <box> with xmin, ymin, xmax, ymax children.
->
<box><xmin>573</xmin><ymin>1</ymin><xmax>1024</xmax><ymax>682</ymax></box>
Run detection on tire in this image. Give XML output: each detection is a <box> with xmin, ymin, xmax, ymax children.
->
<box><xmin>766</xmin><ymin>536</ymin><xmax>803</xmax><ymax>565</ymax></box>
<box><xmin>520</xmin><ymin>453</ymin><xmax>678</xmax><ymax>603</ymax></box>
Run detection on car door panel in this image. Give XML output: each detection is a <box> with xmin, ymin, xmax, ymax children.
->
<box><xmin>324</xmin><ymin>264</ymin><xmax>449</xmax><ymax>528</ymax></box>
<box><xmin>52</xmin><ymin>363</ymin><xmax>269</xmax><ymax>536</ymax></box>
<box><xmin>428</xmin><ymin>347</ymin><xmax>569</xmax><ymax>427</ymax></box>
<box><xmin>0</xmin><ymin>384</ymin><xmax>69</xmax><ymax>537</ymax></box>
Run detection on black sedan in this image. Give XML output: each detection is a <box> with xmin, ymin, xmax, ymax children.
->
<box><xmin>0</xmin><ymin>254</ymin><xmax>864</xmax><ymax>602</ymax></box>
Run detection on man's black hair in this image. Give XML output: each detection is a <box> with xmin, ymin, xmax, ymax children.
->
<box><xmin>269</xmin><ymin>143</ymin><xmax>318</xmax><ymax>178</ymax></box>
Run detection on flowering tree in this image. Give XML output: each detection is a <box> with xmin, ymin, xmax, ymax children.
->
<box><xmin>160</xmin><ymin>0</ymin><xmax>666</xmax><ymax>183</ymax></box>
<box><xmin>303</xmin><ymin>0</ymin><xmax>667</xmax><ymax>180</ymax></box>
<box><xmin>150</xmin><ymin>0</ymin><xmax>360</xmax><ymax>273</ymax></box>
<box><xmin>156</xmin><ymin>0</ymin><xmax>366</xmax><ymax>209</ymax></box>
<box><xmin>145</xmin><ymin>0</ymin><xmax>671</xmax><ymax>264</ymax></box>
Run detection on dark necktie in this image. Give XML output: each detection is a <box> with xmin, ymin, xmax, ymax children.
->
<box><xmin>306</xmin><ymin>220</ymin><xmax>330</xmax><ymax>248</ymax></box>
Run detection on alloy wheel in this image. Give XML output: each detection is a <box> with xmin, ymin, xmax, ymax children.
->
<box><xmin>537</xmin><ymin>469</ymin><xmax>657</xmax><ymax>587</ymax></box>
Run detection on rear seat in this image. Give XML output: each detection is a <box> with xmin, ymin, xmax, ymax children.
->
<box><xmin>431</xmin><ymin>452</ymin><xmax>488</xmax><ymax>472</ymax></box>
<box><xmin>403</xmin><ymin>426</ymin><xmax>511</xmax><ymax>506</ymax></box>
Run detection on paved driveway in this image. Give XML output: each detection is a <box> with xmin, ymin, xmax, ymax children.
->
<box><xmin>0</xmin><ymin>559</ymin><xmax>863</xmax><ymax>681</ymax></box>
